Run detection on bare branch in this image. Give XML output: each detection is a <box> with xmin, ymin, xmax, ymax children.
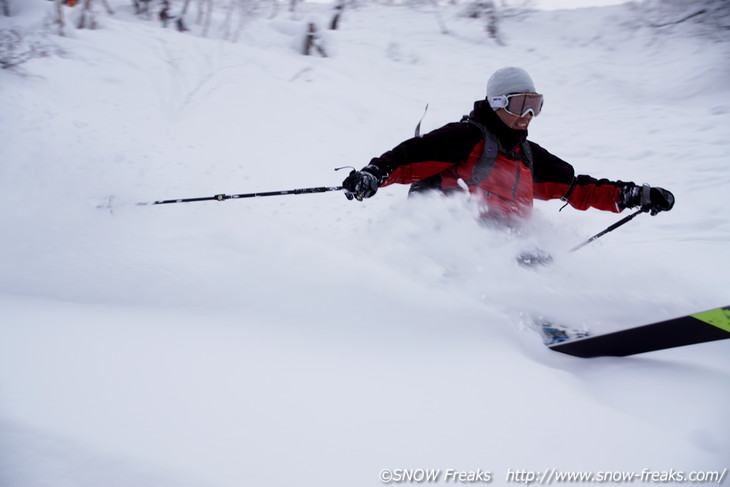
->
<box><xmin>647</xmin><ymin>9</ymin><xmax>707</xmax><ymax>28</ymax></box>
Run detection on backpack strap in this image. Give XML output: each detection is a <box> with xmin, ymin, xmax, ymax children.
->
<box><xmin>460</xmin><ymin>116</ymin><xmax>500</xmax><ymax>185</ymax></box>
<box><xmin>461</xmin><ymin>116</ymin><xmax>534</xmax><ymax>185</ymax></box>
<box><xmin>520</xmin><ymin>139</ymin><xmax>533</xmax><ymax>173</ymax></box>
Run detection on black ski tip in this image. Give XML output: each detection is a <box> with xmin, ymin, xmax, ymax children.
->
<box><xmin>548</xmin><ymin>305</ymin><xmax>730</xmax><ymax>358</ymax></box>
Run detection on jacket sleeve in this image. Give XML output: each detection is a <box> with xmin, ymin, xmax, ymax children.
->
<box><xmin>367</xmin><ymin>122</ymin><xmax>481</xmax><ymax>187</ymax></box>
<box><xmin>529</xmin><ymin>141</ymin><xmax>627</xmax><ymax>213</ymax></box>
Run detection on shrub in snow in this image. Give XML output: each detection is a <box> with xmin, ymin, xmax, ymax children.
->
<box><xmin>270</xmin><ymin>18</ymin><xmax>333</xmax><ymax>57</ymax></box>
<box><xmin>632</xmin><ymin>0</ymin><xmax>730</xmax><ymax>37</ymax></box>
<box><xmin>300</xmin><ymin>18</ymin><xmax>331</xmax><ymax>57</ymax></box>
<box><xmin>0</xmin><ymin>28</ymin><xmax>63</xmax><ymax>72</ymax></box>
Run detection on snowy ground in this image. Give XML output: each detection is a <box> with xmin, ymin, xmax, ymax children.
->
<box><xmin>1</xmin><ymin>1</ymin><xmax>729</xmax><ymax>486</ymax></box>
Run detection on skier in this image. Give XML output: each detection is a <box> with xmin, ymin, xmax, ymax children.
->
<box><xmin>159</xmin><ymin>3</ymin><xmax>173</xmax><ymax>28</ymax></box>
<box><xmin>342</xmin><ymin>67</ymin><xmax>674</xmax><ymax>226</ymax></box>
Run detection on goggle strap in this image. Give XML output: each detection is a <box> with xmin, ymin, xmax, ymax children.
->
<box><xmin>488</xmin><ymin>96</ymin><xmax>508</xmax><ymax>110</ymax></box>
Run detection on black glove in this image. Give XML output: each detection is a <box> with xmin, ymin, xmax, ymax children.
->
<box><xmin>342</xmin><ymin>166</ymin><xmax>382</xmax><ymax>201</ymax></box>
<box><xmin>620</xmin><ymin>183</ymin><xmax>675</xmax><ymax>215</ymax></box>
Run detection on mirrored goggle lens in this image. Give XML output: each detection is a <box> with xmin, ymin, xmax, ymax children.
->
<box><xmin>506</xmin><ymin>94</ymin><xmax>543</xmax><ymax>117</ymax></box>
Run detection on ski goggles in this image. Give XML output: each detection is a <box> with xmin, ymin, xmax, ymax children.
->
<box><xmin>488</xmin><ymin>93</ymin><xmax>544</xmax><ymax>117</ymax></box>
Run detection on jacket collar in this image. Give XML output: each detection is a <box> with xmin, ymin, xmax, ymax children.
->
<box><xmin>469</xmin><ymin>100</ymin><xmax>527</xmax><ymax>150</ymax></box>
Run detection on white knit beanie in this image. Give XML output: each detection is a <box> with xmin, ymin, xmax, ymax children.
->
<box><xmin>486</xmin><ymin>67</ymin><xmax>537</xmax><ymax>98</ymax></box>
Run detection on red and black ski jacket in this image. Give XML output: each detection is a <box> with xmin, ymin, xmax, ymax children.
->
<box><xmin>367</xmin><ymin>100</ymin><xmax>630</xmax><ymax>221</ymax></box>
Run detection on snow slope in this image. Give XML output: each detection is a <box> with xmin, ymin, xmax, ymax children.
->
<box><xmin>1</xmin><ymin>1</ymin><xmax>729</xmax><ymax>486</ymax></box>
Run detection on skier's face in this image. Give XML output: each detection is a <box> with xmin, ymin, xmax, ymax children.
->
<box><xmin>496</xmin><ymin>109</ymin><xmax>533</xmax><ymax>131</ymax></box>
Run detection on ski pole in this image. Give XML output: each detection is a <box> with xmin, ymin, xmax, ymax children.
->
<box><xmin>569</xmin><ymin>207</ymin><xmax>649</xmax><ymax>253</ymax></box>
<box><xmin>134</xmin><ymin>185</ymin><xmax>344</xmax><ymax>207</ymax></box>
